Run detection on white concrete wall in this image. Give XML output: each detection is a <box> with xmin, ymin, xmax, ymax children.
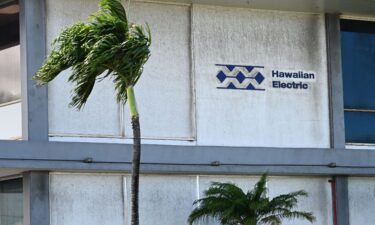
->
<box><xmin>46</xmin><ymin>0</ymin><xmax>193</xmax><ymax>140</ymax></box>
<box><xmin>348</xmin><ymin>177</ymin><xmax>375</xmax><ymax>225</ymax></box>
<box><xmin>193</xmin><ymin>5</ymin><xmax>329</xmax><ymax>147</ymax></box>
<box><xmin>50</xmin><ymin>174</ymin><xmax>125</xmax><ymax>225</ymax></box>
<box><xmin>46</xmin><ymin>0</ymin><xmax>330</xmax><ymax>148</ymax></box>
<box><xmin>124</xmin><ymin>2</ymin><xmax>193</xmax><ymax>140</ymax></box>
<box><xmin>50</xmin><ymin>173</ymin><xmax>332</xmax><ymax>225</ymax></box>
<box><xmin>267</xmin><ymin>176</ymin><xmax>332</xmax><ymax>225</ymax></box>
<box><xmin>46</xmin><ymin>0</ymin><xmax>122</xmax><ymax>137</ymax></box>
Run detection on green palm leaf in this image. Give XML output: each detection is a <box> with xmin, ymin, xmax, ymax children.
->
<box><xmin>188</xmin><ymin>174</ymin><xmax>316</xmax><ymax>225</ymax></box>
<box><xmin>33</xmin><ymin>0</ymin><xmax>151</xmax><ymax>108</ymax></box>
<box><xmin>33</xmin><ymin>3</ymin><xmax>151</xmax><ymax>225</ymax></box>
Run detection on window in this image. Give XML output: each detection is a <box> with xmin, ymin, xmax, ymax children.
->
<box><xmin>0</xmin><ymin>0</ymin><xmax>21</xmax><ymax>140</ymax></box>
<box><xmin>0</xmin><ymin>178</ymin><xmax>22</xmax><ymax>225</ymax></box>
<box><xmin>341</xmin><ymin>19</ymin><xmax>375</xmax><ymax>144</ymax></box>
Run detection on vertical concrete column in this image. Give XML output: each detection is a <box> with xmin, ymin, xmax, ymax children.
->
<box><xmin>326</xmin><ymin>13</ymin><xmax>345</xmax><ymax>149</ymax></box>
<box><xmin>326</xmin><ymin>14</ymin><xmax>349</xmax><ymax>225</ymax></box>
<box><xmin>19</xmin><ymin>0</ymin><xmax>48</xmax><ymax>141</ymax></box>
<box><xmin>334</xmin><ymin>176</ymin><xmax>349</xmax><ymax>225</ymax></box>
<box><xmin>23</xmin><ymin>171</ymin><xmax>50</xmax><ymax>225</ymax></box>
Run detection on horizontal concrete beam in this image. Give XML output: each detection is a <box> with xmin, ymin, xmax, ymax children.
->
<box><xmin>1</xmin><ymin>140</ymin><xmax>375</xmax><ymax>175</ymax></box>
<box><xmin>134</xmin><ymin>0</ymin><xmax>375</xmax><ymax>17</ymax></box>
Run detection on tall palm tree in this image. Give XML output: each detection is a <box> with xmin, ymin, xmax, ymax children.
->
<box><xmin>188</xmin><ymin>174</ymin><xmax>315</xmax><ymax>225</ymax></box>
<box><xmin>33</xmin><ymin>1</ymin><xmax>151</xmax><ymax>225</ymax></box>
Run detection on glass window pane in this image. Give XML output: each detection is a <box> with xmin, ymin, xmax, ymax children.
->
<box><xmin>0</xmin><ymin>0</ymin><xmax>20</xmax><ymax>105</ymax></box>
<box><xmin>0</xmin><ymin>1</ymin><xmax>19</xmax><ymax>50</ymax></box>
<box><xmin>345</xmin><ymin>112</ymin><xmax>375</xmax><ymax>143</ymax></box>
<box><xmin>0</xmin><ymin>178</ymin><xmax>23</xmax><ymax>225</ymax></box>
<box><xmin>0</xmin><ymin>1</ymin><xmax>21</xmax><ymax>140</ymax></box>
<box><xmin>341</xmin><ymin>31</ymin><xmax>375</xmax><ymax>109</ymax></box>
<box><xmin>0</xmin><ymin>45</ymin><xmax>21</xmax><ymax>105</ymax></box>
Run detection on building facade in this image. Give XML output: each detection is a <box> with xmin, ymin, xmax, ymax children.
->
<box><xmin>0</xmin><ymin>0</ymin><xmax>374</xmax><ymax>225</ymax></box>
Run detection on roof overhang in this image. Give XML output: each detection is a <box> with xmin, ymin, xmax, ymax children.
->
<box><xmin>139</xmin><ymin>0</ymin><xmax>375</xmax><ymax>18</ymax></box>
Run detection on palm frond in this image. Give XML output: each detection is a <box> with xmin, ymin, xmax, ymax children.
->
<box><xmin>259</xmin><ymin>215</ymin><xmax>282</xmax><ymax>225</ymax></box>
<box><xmin>99</xmin><ymin>0</ymin><xmax>128</xmax><ymax>24</ymax></box>
<box><xmin>33</xmin><ymin>0</ymin><xmax>151</xmax><ymax>109</ymax></box>
<box><xmin>34</xmin><ymin>22</ymin><xmax>89</xmax><ymax>85</ymax></box>
<box><xmin>188</xmin><ymin>174</ymin><xmax>315</xmax><ymax>225</ymax></box>
<box><xmin>204</xmin><ymin>182</ymin><xmax>246</xmax><ymax>199</ymax></box>
<box><xmin>68</xmin><ymin>63</ymin><xmax>105</xmax><ymax>109</ymax></box>
<box><xmin>189</xmin><ymin>182</ymin><xmax>248</xmax><ymax>225</ymax></box>
<box><xmin>266</xmin><ymin>190</ymin><xmax>308</xmax><ymax>211</ymax></box>
<box><xmin>251</xmin><ymin>173</ymin><xmax>268</xmax><ymax>200</ymax></box>
<box><xmin>280</xmin><ymin>211</ymin><xmax>315</xmax><ymax>222</ymax></box>
<box><xmin>261</xmin><ymin>211</ymin><xmax>315</xmax><ymax>224</ymax></box>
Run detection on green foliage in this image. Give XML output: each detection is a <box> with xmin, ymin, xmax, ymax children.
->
<box><xmin>33</xmin><ymin>0</ymin><xmax>151</xmax><ymax>109</ymax></box>
<box><xmin>188</xmin><ymin>174</ymin><xmax>315</xmax><ymax>225</ymax></box>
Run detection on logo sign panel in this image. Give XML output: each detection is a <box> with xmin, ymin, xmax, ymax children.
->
<box><xmin>215</xmin><ymin>64</ymin><xmax>316</xmax><ymax>91</ymax></box>
<box><xmin>216</xmin><ymin>64</ymin><xmax>265</xmax><ymax>91</ymax></box>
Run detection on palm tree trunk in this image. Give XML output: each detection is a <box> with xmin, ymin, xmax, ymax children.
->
<box><xmin>127</xmin><ymin>86</ymin><xmax>141</xmax><ymax>225</ymax></box>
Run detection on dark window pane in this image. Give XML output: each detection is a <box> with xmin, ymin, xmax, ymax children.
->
<box><xmin>0</xmin><ymin>1</ymin><xmax>19</xmax><ymax>50</ymax></box>
<box><xmin>341</xmin><ymin>19</ymin><xmax>375</xmax><ymax>34</ymax></box>
<box><xmin>341</xmin><ymin>31</ymin><xmax>375</xmax><ymax>109</ymax></box>
<box><xmin>0</xmin><ymin>178</ymin><xmax>23</xmax><ymax>225</ymax></box>
<box><xmin>345</xmin><ymin>112</ymin><xmax>375</xmax><ymax>143</ymax></box>
<box><xmin>0</xmin><ymin>178</ymin><xmax>22</xmax><ymax>193</ymax></box>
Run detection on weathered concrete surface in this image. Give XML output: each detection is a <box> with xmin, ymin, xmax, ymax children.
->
<box><xmin>125</xmin><ymin>2</ymin><xmax>193</xmax><ymax>140</ymax></box>
<box><xmin>46</xmin><ymin>1</ymin><xmax>330</xmax><ymax>148</ymax></box>
<box><xmin>132</xmin><ymin>0</ymin><xmax>375</xmax><ymax>17</ymax></box>
<box><xmin>46</xmin><ymin>0</ymin><xmax>122</xmax><ymax>137</ymax></box>
<box><xmin>124</xmin><ymin>175</ymin><xmax>197</xmax><ymax>225</ymax></box>
<box><xmin>268</xmin><ymin>176</ymin><xmax>332</xmax><ymax>225</ymax></box>
<box><xmin>193</xmin><ymin>5</ymin><xmax>330</xmax><ymax>148</ymax></box>
<box><xmin>50</xmin><ymin>173</ymin><xmax>333</xmax><ymax>225</ymax></box>
<box><xmin>348</xmin><ymin>177</ymin><xmax>375</xmax><ymax>225</ymax></box>
<box><xmin>46</xmin><ymin>0</ymin><xmax>193</xmax><ymax>140</ymax></box>
<box><xmin>50</xmin><ymin>173</ymin><xmax>124</xmax><ymax>225</ymax></box>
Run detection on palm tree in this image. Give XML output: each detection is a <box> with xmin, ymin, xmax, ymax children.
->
<box><xmin>33</xmin><ymin>1</ymin><xmax>151</xmax><ymax>225</ymax></box>
<box><xmin>188</xmin><ymin>174</ymin><xmax>315</xmax><ymax>225</ymax></box>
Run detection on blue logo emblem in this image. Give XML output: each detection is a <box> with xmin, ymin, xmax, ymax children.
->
<box><xmin>215</xmin><ymin>64</ymin><xmax>265</xmax><ymax>91</ymax></box>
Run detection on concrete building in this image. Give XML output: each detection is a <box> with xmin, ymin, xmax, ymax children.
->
<box><xmin>0</xmin><ymin>0</ymin><xmax>374</xmax><ymax>225</ymax></box>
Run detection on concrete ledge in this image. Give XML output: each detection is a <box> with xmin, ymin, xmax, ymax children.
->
<box><xmin>132</xmin><ymin>0</ymin><xmax>375</xmax><ymax>17</ymax></box>
<box><xmin>1</xmin><ymin>140</ymin><xmax>375</xmax><ymax>175</ymax></box>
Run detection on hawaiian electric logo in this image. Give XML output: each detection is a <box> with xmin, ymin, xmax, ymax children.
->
<box><xmin>215</xmin><ymin>64</ymin><xmax>316</xmax><ymax>91</ymax></box>
<box><xmin>215</xmin><ymin>64</ymin><xmax>265</xmax><ymax>91</ymax></box>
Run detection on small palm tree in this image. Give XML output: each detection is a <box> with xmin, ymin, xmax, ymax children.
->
<box><xmin>188</xmin><ymin>174</ymin><xmax>315</xmax><ymax>225</ymax></box>
<box><xmin>33</xmin><ymin>1</ymin><xmax>151</xmax><ymax>225</ymax></box>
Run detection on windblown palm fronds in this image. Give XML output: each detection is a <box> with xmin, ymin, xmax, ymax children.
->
<box><xmin>33</xmin><ymin>1</ymin><xmax>151</xmax><ymax>225</ymax></box>
<box><xmin>188</xmin><ymin>174</ymin><xmax>315</xmax><ymax>225</ymax></box>
<box><xmin>33</xmin><ymin>0</ymin><xmax>151</xmax><ymax>109</ymax></box>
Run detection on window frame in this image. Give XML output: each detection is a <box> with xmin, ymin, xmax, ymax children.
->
<box><xmin>340</xmin><ymin>18</ymin><xmax>375</xmax><ymax>145</ymax></box>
